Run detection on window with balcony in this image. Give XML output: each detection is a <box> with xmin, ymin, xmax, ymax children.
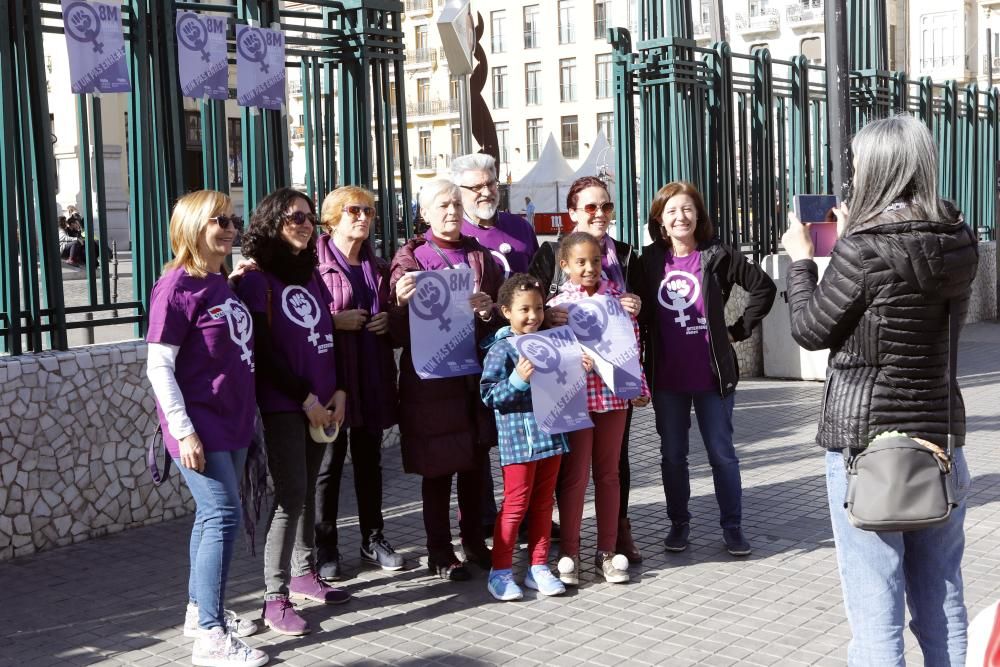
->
<box><xmin>524</xmin><ymin>5</ymin><xmax>540</xmax><ymax>49</ymax></box>
<box><xmin>561</xmin><ymin>115</ymin><xmax>579</xmax><ymax>159</ymax></box>
<box><xmin>417</xmin><ymin>129</ymin><xmax>432</xmax><ymax>170</ymax></box>
<box><xmin>560</xmin><ymin>58</ymin><xmax>576</xmax><ymax>102</ymax></box>
<box><xmin>597</xmin><ymin>112</ymin><xmax>614</xmax><ymax>147</ymax></box>
<box><xmin>417</xmin><ymin>78</ymin><xmax>430</xmax><ymax>115</ymax></box>
<box><xmin>449</xmin><ymin>76</ymin><xmax>460</xmax><ymax>112</ymax></box>
<box><xmin>491</xmin><ymin>11</ymin><xmax>506</xmax><ymax>53</ymax></box>
<box><xmin>525</xmin><ymin>62</ymin><xmax>542</xmax><ymax>105</ymax></box>
<box><xmin>526</xmin><ymin>118</ymin><xmax>542</xmax><ymax>161</ymax></box>
<box><xmin>920</xmin><ymin>12</ymin><xmax>960</xmax><ymax>71</ymax></box>
<box><xmin>559</xmin><ymin>1</ymin><xmax>575</xmax><ymax>44</ymax></box>
<box><xmin>392</xmin><ymin>133</ymin><xmax>400</xmax><ymax>170</ymax></box>
<box><xmin>413</xmin><ymin>25</ymin><xmax>430</xmax><ymax>64</ymax></box>
<box><xmin>496</xmin><ymin>122</ymin><xmax>510</xmax><ymax>164</ymax></box>
<box><xmin>492</xmin><ymin>66</ymin><xmax>509</xmax><ymax>109</ymax></box>
<box><xmin>800</xmin><ymin>37</ymin><xmax>822</xmax><ymax>64</ymax></box>
<box><xmin>450</xmin><ymin>126</ymin><xmax>462</xmax><ymax>160</ymax></box>
<box><xmin>595</xmin><ymin>53</ymin><xmax>612</xmax><ymax>98</ymax></box>
<box><xmin>594</xmin><ymin>1</ymin><xmax>608</xmax><ymax>39</ymax></box>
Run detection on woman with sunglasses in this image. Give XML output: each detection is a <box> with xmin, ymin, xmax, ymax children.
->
<box><xmin>312</xmin><ymin>186</ymin><xmax>404</xmax><ymax>581</ymax></box>
<box><xmin>528</xmin><ymin>175</ymin><xmax>646</xmax><ymax>564</ymax></box>
<box><xmin>235</xmin><ymin>188</ymin><xmax>349</xmax><ymax>637</ymax></box>
<box><xmin>145</xmin><ymin>190</ymin><xmax>267</xmax><ymax>666</ymax></box>
<box><xmin>388</xmin><ymin>179</ymin><xmax>503</xmax><ymax>581</ymax></box>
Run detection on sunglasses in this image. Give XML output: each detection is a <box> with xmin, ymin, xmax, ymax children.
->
<box><xmin>344</xmin><ymin>205</ymin><xmax>376</xmax><ymax>218</ymax></box>
<box><xmin>285</xmin><ymin>211</ymin><xmax>317</xmax><ymax>226</ymax></box>
<box><xmin>574</xmin><ymin>202</ymin><xmax>615</xmax><ymax>216</ymax></box>
<box><xmin>209</xmin><ymin>215</ymin><xmax>243</xmax><ymax>231</ymax></box>
<box><xmin>459</xmin><ymin>180</ymin><xmax>499</xmax><ymax>194</ymax></box>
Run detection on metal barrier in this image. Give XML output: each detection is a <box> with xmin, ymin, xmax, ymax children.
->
<box><xmin>611</xmin><ymin>6</ymin><xmax>999</xmax><ymax>261</ymax></box>
<box><xmin>0</xmin><ymin>0</ymin><xmax>411</xmax><ymax>356</ymax></box>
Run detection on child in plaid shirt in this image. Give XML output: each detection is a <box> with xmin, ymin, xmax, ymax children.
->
<box><xmin>480</xmin><ymin>273</ymin><xmax>590</xmax><ymax>601</ymax></box>
<box><xmin>546</xmin><ymin>232</ymin><xmax>650</xmax><ymax>587</ymax></box>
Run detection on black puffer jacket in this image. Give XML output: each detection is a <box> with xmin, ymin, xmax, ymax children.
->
<box><xmin>786</xmin><ymin>203</ymin><xmax>979</xmax><ymax>452</ymax></box>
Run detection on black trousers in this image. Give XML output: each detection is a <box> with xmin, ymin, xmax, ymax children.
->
<box><xmin>314</xmin><ymin>427</ymin><xmax>385</xmax><ymax>553</ymax></box>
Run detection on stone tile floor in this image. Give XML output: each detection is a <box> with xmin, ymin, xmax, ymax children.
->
<box><xmin>2</xmin><ymin>321</ymin><xmax>1000</xmax><ymax>666</ymax></box>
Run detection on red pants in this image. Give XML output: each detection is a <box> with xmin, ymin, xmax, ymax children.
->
<box><xmin>558</xmin><ymin>410</ymin><xmax>627</xmax><ymax>556</ymax></box>
<box><xmin>492</xmin><ymin>455</ymin><xmax>562</xmax><ymax>569</ymax></box>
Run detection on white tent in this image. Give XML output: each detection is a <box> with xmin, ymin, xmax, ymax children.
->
<box><xmin>510</xmin><ymin>134</ymin><xmax>575</xmax><ymax>213</ymax></box>
<box><xmin>572</xmin><ymin>131</ymin><xmax>616</xmax><ymax>193</ymax></box>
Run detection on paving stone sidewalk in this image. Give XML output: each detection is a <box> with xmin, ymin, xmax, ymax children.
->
<box><xmin>3</xmin><ymin>321</ymin><xmax>1000</xmax><ymax>666</ymax></box>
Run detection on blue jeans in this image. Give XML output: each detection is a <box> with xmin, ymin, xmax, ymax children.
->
<box><xmin>176</xmin><ymin>447</ymin><xmax>247</xmax><ymax>631</ymax></box>
<box><xmin>826</xmin><ymin>448</ymin><xmax>971</xmax><ymax>666</ymax></box>
<box><xmin>654</xmin><ymin>390</ymin><xmax>742</xmax><ymax>529</ymax></box>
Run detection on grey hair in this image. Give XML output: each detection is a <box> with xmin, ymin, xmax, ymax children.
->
<box><xmin>450</xmin><ymin>153</ymin><xmax>497</xmax><ymax>182</ymax></box>
<box><xmin>848</xmin><ymin>114</ymin><xmax>949</xmax><ymax>229</ymax></box>
<box><xmin>418</xmin><ymin>179</ymin><xmax>461</xmax><ymax>211</ymax></box>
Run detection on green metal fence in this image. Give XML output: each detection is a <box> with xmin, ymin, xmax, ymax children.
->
<box><xmin>0</xmin><ymin>0</ymin><xmax>411</xmax><ymax>356</ymax></box>
<box><xmin>611</xmin><ymin>8</ymin><xmax>999</xmax><ymax>261</ymax></box>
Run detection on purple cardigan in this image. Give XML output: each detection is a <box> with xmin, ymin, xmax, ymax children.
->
<box><xmin>317</xmin><ymin>233</ymin><xmax>398</xmax><ymax>431</ymax></box>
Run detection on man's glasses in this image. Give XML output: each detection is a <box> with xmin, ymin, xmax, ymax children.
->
<box><xmin>209</xmin><ymin>215</ymin><xmax>243</xmax><ymax>231</ymax></box>
<box><xmin>285</xmin><ymin>211</ymin><xmax>317</xmax><ymax>226</ymax></box>
<box><xmin>344</xmin><ymin>205</ymin><xmax>376</xmax><ymax>218</ymax></box>
<box><xmin>459</xmin><ymin>180</ymin><xmax>499</xmax><ymax>194</ymax></box>
<box><xmin>574</xmin><ymin>202</ymin><xmax>615</xmax><ymax>216</ymax></box>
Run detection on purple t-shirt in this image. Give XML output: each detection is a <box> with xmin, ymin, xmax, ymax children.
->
<box><xmin>461</xmin><ymin>212</ymin><xmax>539</xmax><ymax>278</ymax></box>
<box><xmin>654</xmin><ymin>251</ymin><xmax>717</xmax><ymax>392</ymax></box>
<box><xmin>236</xmin><ymin>271</ymin><xmax>338</xmax><ymax>413</ymax></box>
<box><xmin>413</xmin><ymin>240</ymin><xmax>470</xmax><ymax>271</ymax></box>
<box><xmin>146</xmin><ymin>268</ymin><xmax>256</xmax><ymax>458</ymax></box>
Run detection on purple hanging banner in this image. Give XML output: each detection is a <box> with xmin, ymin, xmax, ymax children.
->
<box><xmin>61</xmin><ymin>0</ymin><xmax>131</xmax><ymax>94</ymax></box>
<box><xmin>176</xmin><ymin>11</ymin><xmax>229</xmax><ymax>100</ymax></box>
<box><xmin>236</xmin><ymin>25</ymin><xmax>285</xmax><ymax>110</ymax></box>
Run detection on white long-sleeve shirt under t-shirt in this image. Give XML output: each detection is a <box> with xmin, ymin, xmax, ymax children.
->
<box><xmin>146</xmin><ymin>342</ymin><xmax>196</xmax><ymax>441</ymax></box>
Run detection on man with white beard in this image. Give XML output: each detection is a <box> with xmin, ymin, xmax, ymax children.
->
<box><xmin>452</xmin><ymin>153</ymin><xmax>539</xmax><ymax>279</ymax></box>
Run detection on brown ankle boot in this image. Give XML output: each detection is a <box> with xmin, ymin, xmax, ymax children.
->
<box><xmin>616</xmin><ymin>517</ymin><xmax>642</xmax><ymax>564</ymax></box>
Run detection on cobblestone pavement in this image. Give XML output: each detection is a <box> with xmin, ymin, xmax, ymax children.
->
<box><xmin>2</xmin><ymin>321</ymin><xmax>1000</xmax><ymax>666</ymax></box>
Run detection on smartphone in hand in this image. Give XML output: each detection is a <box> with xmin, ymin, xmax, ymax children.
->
<box><xmin>793</xmin><ymin>194</ymin><xmax>839</xmax><ymax>257</ymax></box>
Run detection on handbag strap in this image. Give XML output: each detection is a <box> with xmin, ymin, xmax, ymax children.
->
<box><xmin>946</xmin><ymin>300</ymin><xmax>958</xmax><ymax>458</ymax></box>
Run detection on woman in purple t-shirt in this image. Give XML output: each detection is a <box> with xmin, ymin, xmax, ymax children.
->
<box><xmin>638</xmin><ymin>181</ymin><xmax>775</xmax><ymax>558</ymax></box>
<box><xmin>145</xmin><ymin>190</ymin><xmax>267</xmax><ymax>666</ymax></box>
<box><xmin>235</xmin><ymin>188</ymin><xmax>349</xmax><ymax>637</ymax></box>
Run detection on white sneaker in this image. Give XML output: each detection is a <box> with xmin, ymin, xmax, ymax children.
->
<box><xmin>184</xmin><ymin>604</ymin><xmax>259</xmax><ymax>638</ymax></box>
<box><xmin>556</xmin><ymin>555</ymin><xmax>579</xmax><ymax>586</ymax></box>
<box><xmin>192</xmin><ymin>627</ymin><xmax>268</xmax><ymax>667</ymax></box>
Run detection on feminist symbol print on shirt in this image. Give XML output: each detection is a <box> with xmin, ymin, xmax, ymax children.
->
<box><xmin>223</xmin><ymin>299</ymin><xmax>254</xmax><ymax>369</ymax></box>
<box><xmin>281</xmin><ymin>285</ymin><xmax>325</xmax><ymax>350</ymax></box>
<box><xmin>657</xmin><ymin>270</ymin><xmax>701</xmax><ymax>327</ymax></box>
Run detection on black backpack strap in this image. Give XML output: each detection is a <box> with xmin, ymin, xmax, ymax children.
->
<box><xmin>547</xmin><ymin>241</ymin><xmax>563</xmax><ymax>298</ymax></box>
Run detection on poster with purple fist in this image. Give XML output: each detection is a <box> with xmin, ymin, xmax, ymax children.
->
<box><xmin>567</xmin><ymin>295</ymin><xmax>643</xmax><ymax>399</ymax></box>
<box><xmin>61</xmin><ymin>0</ymin><xmax>131</xmax><ymax>94</ymax></box>
<box><xmin>408</xmin><ymin>268</ymin><xmax>481</xmax><ymax>379</ymax></box>
<box><xmin>176</xmin><ymin>11</ymin><xmax>229</xmax><ymax>100</ymax></box>
<box><xmin>236</xmin><ymin>25</ymin><xmax>285</xmax><ymax>109</ymax></box>
<box><xmin>515</xmin><ymin>327</ymin><xmax>592</xmax><ymax>435</ymax></box>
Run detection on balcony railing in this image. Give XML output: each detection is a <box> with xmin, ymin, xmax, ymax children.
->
<box><xmin>984</xmin><ymin>55</ymin><xmax>1000</xmax><ymax>73</ymax></box>
<box><xmin>596</xmin><ymin>80</ymin><xmax>612</xmax><ymax>99</ymax></box>
<box><xmin>786</xmin><ymin>1</ymin><xmax>824</xmax><ymax>27</ymax></box>
<box><xmin>560</xmin><ymin>84</ymin><xmax>576</xmax><ymax>103</ymax></box>
<box><xmin>493</xmin><ymin>93</ymin><xmax>508</xmax><ymax>109</ymax></box>
<box><xmin>405</xmin><ymin>0</ymin><xmax>431</xmax><ymax>15</ymax></box>
<box><xmin>414</xmin><ymin>155</ymin><xmax>435</xmax><ymax>170</ymax></box>
<box><xmin>406</xmin><ymin>99</ymin><xmax>459</xmax><ymax>118</ymax></box>
<box><xmin>291</xmin><ymin>126</ymin><xmax>305</xmax><ymax>142</ymax></box>
<box><xmin>735</xmin><ymin>9</ymin><xmax>779</xmax><ymax>34</ymax></box>
<box><xmin>288</xmin><ymin>79</ymin><xmax>302</xmax><ymax>95</ymax></box>
<box><xmin>524</xmin><ymin>29</ymin><xmax>539</xmax><ymax>48</ymax></box>
<box><xmin>525</xmin><ymin>87</ymin><xmax>540</xmax><ymax>105</ymax></box>
<box><xmin>919</xmin><ymin>55</ymin><xmax>970</xmax><ymax>72</ymax></box>
<box><xmin>405</xmin><ymin>47</ymin><xmax>437</xmax><ymax>66</ymax></box>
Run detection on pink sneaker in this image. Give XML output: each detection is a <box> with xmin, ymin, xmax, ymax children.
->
<box><xmin>289</xmin><ymin>572</ymin><xmax>351</xmax><ymax>605</ymax></box>
<box><xmin>261</xmin><ymin>597</ymin><xmax>309</xmax><ymax>636</ymax></box>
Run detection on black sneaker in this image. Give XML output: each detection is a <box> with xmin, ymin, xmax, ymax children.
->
<box><xmin>663</xmin><ymin>523</ymin><xmax>690</xmax><ymax>552</ymax></box>
<box><xmin>317</xmin><ymin>550</ymin><xmax>344</xmax><ymax>581</ymax></box>
<box><xmin>361</xmin><ymin>534</ymin><xmax>405</xmax><ymax>571</ymax></box>
<box><xmin>462</xmin><ymin>541</ymin><xmax>492</xmax><ymax>569</ymax></box>
<box><xmin>723</xmin><ymin>528</ymin><xmax>752</xmax><ymax>556</ymax></box>
<box><xmin>428</xmin><ymin>556</ymin><xmax>470</xmax><ymax>581</ymax></box>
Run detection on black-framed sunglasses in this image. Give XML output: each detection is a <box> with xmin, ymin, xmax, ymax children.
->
<box><xmin>574</xmin><ymin>202</ymin><xmax>615</xmax><ymax>216</ymax></box>
<box><xmin>209</xmin><ymin>215</ymin><xmax>243</xmax><ymax>231</ymax></box>
<box><xmin>459</xmin><ymin>180</ymin><xmax>499</xmax><ymax>194</ymax></box>
<box><xmin>285</xmin><ymin>211</ymin><xmax>317</xmax><ymax>226</ymax></box>
<box><xmin>344</xmin><ymin>205</ymin><xmax>376</xmax><ymax>218</ymax></box>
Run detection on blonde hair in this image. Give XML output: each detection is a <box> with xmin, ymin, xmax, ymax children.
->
<box><xmin>163</xmin><ymin>190</ymin><xmax>232</xmax><ymax>278</ymax></box>
<box><xmin>320</xmin><ymin>186</ymin><xmax>376</xmax><ymax>233</ymax></box>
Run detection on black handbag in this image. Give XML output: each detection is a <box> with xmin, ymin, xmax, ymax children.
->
<box><xmin>843</xmin><ymin>303</ymin><xmax>960</xmax><ymax>531</ymax></box>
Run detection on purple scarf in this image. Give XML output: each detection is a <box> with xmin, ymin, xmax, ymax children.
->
<box><xmin>601</xmin><ymin>234</ymin><xmax>627</xmax><ymax>292</ymax></box>
<box><xmin>327</xmin><ymin>237</ymin><xmax>381</xmax><ymax>315</ymax></box>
